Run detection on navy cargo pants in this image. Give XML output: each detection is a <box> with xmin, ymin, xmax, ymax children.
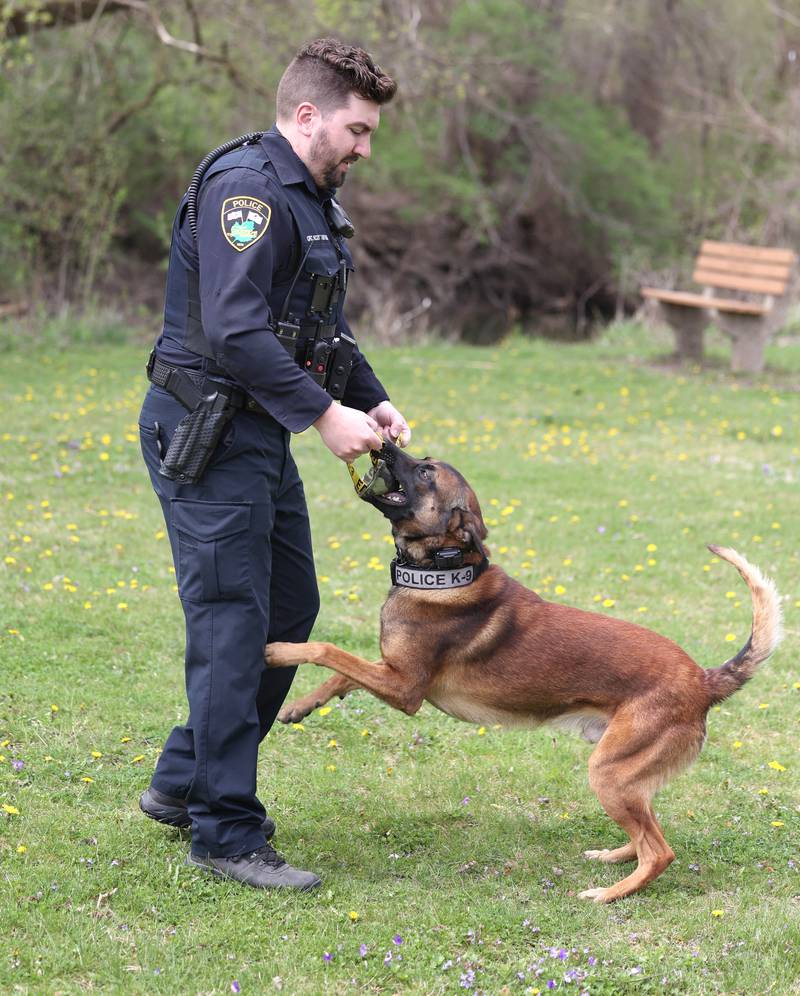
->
<box><xmin>138</xmin><ymin>383</ymin><xmax>319</xmax><ymax>858</ymax></box>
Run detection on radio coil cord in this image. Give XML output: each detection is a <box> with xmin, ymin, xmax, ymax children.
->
<box><xmin>186</xmin><ymin>132</ymin><xmax>264</xmax><ymax>241</ymax></box>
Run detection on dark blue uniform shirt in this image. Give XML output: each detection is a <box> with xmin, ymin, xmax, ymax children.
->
<box><xmin>155</xmin><ymin>125</ymin><xmax>388</xmax><ymax>432</ymax></box>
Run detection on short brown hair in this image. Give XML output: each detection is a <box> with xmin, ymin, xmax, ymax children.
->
<box><xmin>276</xmin><ymin>38</ymin><xmax>397</xmax><ymax>119</ymax></box>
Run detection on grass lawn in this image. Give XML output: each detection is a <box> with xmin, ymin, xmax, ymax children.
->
<box><xmin>1</xmin><ymin>323</ymin><xmax>798</xmax><ymax>994</ymax></box>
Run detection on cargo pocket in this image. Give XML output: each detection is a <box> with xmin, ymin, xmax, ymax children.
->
<box><xmin>171</xmin><ymin>499</ymin><xmax>252</xmax><ymax>601</ymax></box>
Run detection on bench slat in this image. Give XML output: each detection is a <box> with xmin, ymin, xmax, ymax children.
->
<box><xmin>641</xmin><ymin>287</ymin><xmax>768</xmax><ymax>315</ymax></box>
<box><xmin>700</xmin><ymin>240</ymin><xmax>797</xmax><ymax>265</ymax></box>
<box><xmin>692</xmin><ymin>269</ymin><xmax>787</xmax><ymax>295</ymax></box>
<box><xmin>694</xmin><ymin>256</ymin><xmax>793</xmax><ymax>282</ymax></box>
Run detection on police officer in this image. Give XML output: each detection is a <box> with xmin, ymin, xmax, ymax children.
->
<box><xmin>137</xmin><ymin>39</ymin><xmax>409</xmax><ymax>890</ymax></box>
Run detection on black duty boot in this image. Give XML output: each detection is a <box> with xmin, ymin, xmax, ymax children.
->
<box><xmin>139</xmin><ymin>786</ymin><xmax>276</xmax><ymax>840</ymax></box>
<box><xmin>185</xmin><ymin>843</ymin><xmax>321</xmax><ymax>891</ymax></box>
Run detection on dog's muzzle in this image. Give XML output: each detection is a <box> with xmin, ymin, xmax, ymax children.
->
<box><xmin>347</xmin><ymin>444</ymin><xmax>406</xmax><ymax>505</ymax></box>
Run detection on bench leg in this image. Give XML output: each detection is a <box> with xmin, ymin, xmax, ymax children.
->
<box><xmin>656</xmin><ymin>303</ymin><xmax>707</xmax><ymax>363</ymax></box>
<box><xmin>715</xmin><ymin>314</ymin><xmax>769</xmax><ymax>374</ymax></box>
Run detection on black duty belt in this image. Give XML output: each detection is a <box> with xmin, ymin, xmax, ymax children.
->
<box><xmin>147</xmin><ymin>351</ymin><xmax>270</xmax><ymax>417</ymax></box>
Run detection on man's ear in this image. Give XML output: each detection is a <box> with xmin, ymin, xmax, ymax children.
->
<box><xmin>295</xmin><ymin>101</ymin><xmax>319</xmax><ymax>136</ymax></box>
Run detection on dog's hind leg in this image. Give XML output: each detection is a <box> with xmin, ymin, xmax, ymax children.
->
<box><xmin>277</xmin><ymin>674</ymin><xmax>359</xmax><ymax>725</ymax></box>
<box><xmin>583</xmin><ymin>842</ymin><xmax>637</xmax><ymax>864</ymax></box>
<box><xmin>579</xmin><ymin>705</ymin><xmax>705</xmax><ymax>902</ymax></box>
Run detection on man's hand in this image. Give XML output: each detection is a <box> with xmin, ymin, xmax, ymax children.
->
<box><xmin>368</xmin><ymin>400</ymin><xmax>411</xmax><ymax>447</ymax></box>
<box><xmin>313</xmin><ymin>403</ymin><xmax>383</xmax><ymax>462</ymax></box>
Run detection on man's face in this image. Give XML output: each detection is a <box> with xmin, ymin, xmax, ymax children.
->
<box><xmin>307</xmin><ymin>93</ymin><xmax>381</xmax><ymax>189</ymax></box>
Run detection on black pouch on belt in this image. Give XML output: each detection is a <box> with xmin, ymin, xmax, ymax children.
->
<box><xmin>159</xmin><ymin>390</ymin><xmax>235</xmax><ymax>484</ymax></box>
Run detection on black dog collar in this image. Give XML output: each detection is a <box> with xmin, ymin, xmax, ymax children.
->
<box><xmin>390</xmin><ymin>557</ymin><xmax>489</xmax><ymax>590</ymax></box>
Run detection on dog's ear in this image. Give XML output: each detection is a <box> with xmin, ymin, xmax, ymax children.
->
<box><xmin>449</xmin><ymin>505</ymin><xmax>489</xmax><ymax>559</ymax></box>
<box><xmin>463</xmin><ymin>507</ymin><xmax>489</xmax><ymax>559</ymax></box>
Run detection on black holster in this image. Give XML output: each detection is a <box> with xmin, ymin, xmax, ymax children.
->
<box><xmin>159</xmin><ymin>391</ymin><xmax>235</xmax><ymax>484</ymax></box>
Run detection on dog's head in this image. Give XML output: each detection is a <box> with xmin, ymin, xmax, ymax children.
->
<box><xmin>360</xmin><ymin>440</ymin><xmax>489</xmax><ymax>567</ymax></box>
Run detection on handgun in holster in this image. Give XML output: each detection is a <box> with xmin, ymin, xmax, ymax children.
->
<box><xmin>159</xmin><ymin>390</ymin><xmax>235</xmax><ymax>484</ymax></box>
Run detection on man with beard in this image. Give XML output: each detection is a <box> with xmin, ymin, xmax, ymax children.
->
<box><xmin>138</xmin><ymin>39</ymin><xmax>409</xmax><ymax>890</ymax></box>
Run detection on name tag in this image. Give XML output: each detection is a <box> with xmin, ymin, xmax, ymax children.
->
<box><xmin>394</xmin><ymin>566</ymin><xmax>474</xmax><ymax>589</ymax></box>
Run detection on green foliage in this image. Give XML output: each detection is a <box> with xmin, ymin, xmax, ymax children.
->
<box><xmin>538</xmin><ymin>93</ymin><xmax>678</xmax><ymax>258</ymax></box>
<box><xmin>1</xmin><ymin>0</ymin><xmax>798</xmax><ymax>332</ymax></box>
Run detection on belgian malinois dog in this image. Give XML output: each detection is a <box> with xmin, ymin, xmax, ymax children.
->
<box><xmin>265</xmin><ymin>442</ymin><xmax>782</xmax><ymax>902</ymax></box>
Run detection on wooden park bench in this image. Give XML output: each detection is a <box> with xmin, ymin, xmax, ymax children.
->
<box><xmin>641</xmin><ymin>240</ymin><xmax>797</xmax><ymax>373</ymax></box>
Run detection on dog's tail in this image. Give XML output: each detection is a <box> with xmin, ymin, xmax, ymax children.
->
<box><xmin>704</xmin><ymin>545</ymin><xmax>782</xmax><ymax>706</ymax></box>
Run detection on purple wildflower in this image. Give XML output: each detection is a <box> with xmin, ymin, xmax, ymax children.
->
<box><xmin>359</xmin><ymin>943</ymin><xmax>368</xmax><ymax>958</ymax></box>
<box><xmin>12</xmin><ymin>760</ymin><xmax>24</xmax><ymax>772</ymax></box>
<box><xmin>323</xmin><ymin>952</ymin><xmax>333</xmax><ymax>963</ymax></box>
<box><xmin>392</xmin><ymin>934</ymin><xmax>403</xmax><ymax>946</ymax></box>
<box><xmin>231</xmin><ymin>983</ymin><xmax>241</xmax><ymax>994</ymax></box>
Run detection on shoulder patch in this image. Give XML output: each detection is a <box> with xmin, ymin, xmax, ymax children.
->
<box><xmin>221</xmin><ymin>196</ymin><xmax>272</xmax><ymax>251</ymax></box>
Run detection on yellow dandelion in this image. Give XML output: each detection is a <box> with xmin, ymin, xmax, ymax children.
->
<box><xmin>81</xmin><ymin>776</ymin><xmax>94</xmax><ymax>783</ymax></box>
<box><xmin>91</xmin><ymin>751</ymin><xmax>102</xmax><ymax>759</ymax></box>
<box><xmin>326</xmin><ymin>764</ymin><xmax>337</xmax><ymax>772</ymax></box>
<box><xmin>2</xmin><ymin>804</ymin><xmax>20</xmax><ymax>815</ymax></box>
<box><xmin>16</xmin><ymin>844</ymin><xmax>27</xmax><ymax>854</ymax></box>
<box><xmin>768</xmin><ymin>761</ymin><xmax>786</xmax><ymax>772</ymax></box>
<box><xmin>711</xmin><ymin>909</ymin><xmax>724</xmax><ymax>918</ymax></box>
<box><xmin>318</xmin><ymin>706</ymin><xmax>332</xmax><ymax>717</ymax></box>
<box><xmin>771</xmin><ymin>821</ymin><xmax>785</xmax><ymax>828</ymax></box>
<box><xmin>725</xmin><ymin>633</ymin><xmax>736</xmax><ymax>642</ymax></box>
<box><xmin>327</xmin><ymin>739</ymin><xmax>338</xmax><ymax>748</ymax></box>
<box><xmin>348</xmin><ymin>910</ymin><xmax>359</xmax><ymax>921</ymax></box>
<box><xmin>291</xmin><ymin>723</ymin><xmax>305</xmax><ymax>732</ymax></box>
<box><xmin>732</xmin><ymin>741</ymin><xmax>742</xmax><ymax>749</ymax></box>
<box><xmin>131</xmin><ymin>755</ymin><xmax>145</xmax><ymax>763</ymax></box>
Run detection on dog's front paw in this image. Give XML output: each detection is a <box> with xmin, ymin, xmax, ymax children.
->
<box><xmin>277</xmin><ymin>697</ymin><xmax>317</xmax><ymax>724</ymax></box>
<box><xmin>578</xmin><ymin>886</ymin><xmax>611</xmax><ymax>903</ymax></box>
<box><xmin>264</xmin><ymin>642</ymin><xmax>306</xmax><ymax>667</ymax></box>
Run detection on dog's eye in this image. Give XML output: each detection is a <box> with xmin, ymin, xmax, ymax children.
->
<box><xmin>417</xmin><ymin>465</ymin><xmax>435</xmax><ymax>481</ymax></box>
